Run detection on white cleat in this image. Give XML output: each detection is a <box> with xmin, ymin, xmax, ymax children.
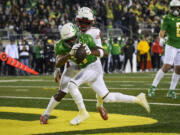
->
<box><xmin>136</xmin><ymin>93</ymin><xmax>150</xmax><ymax>113</ymax></box>
<box><xmin>70</xmin><ymin>109</ymin><xmax>89</xmax><ymax>125</ymax></box>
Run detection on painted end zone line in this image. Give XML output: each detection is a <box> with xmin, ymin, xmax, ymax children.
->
<box><xmin>0</xmin><ymin>96</ymin><xmax>180</xmax><ymax>106</ymax></box>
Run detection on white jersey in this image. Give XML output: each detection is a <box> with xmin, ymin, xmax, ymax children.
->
<box><xmin>85</xmin><ymin>27</ymin><xmax>102</xmax><ymax>48</ymax></box>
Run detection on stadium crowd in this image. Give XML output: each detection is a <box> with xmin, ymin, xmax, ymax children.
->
<box><xmin>0</xmin><ymin>0</ymin><xmax>169</xmax><ymax>75</ymax></box>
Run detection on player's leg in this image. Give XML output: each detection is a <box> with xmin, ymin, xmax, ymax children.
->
<box><xmin>40</xmin><ymin>91</ymin><xmax>66</xmax><ymax>124</ymax></box>
<box><xmin>68</xmin><ymin>81</ymin><xmax>89</xmax><ymax>125</ymax></box>
<box><xmin>148</xmin><ymin>45</ymin><xmax>177</xmax><ymax>97</ymax></box>
<box><xmin>40</xmin><ymin>67</ymin><xmax>73</xmax><ymax>124</ymax></box>
<box><xmin>167</xmin><ymin>52</ymin><xmax>180</xmax><ymax>99</ymax></box>
<box><xmin>69</xmin><ymin>61</ymin><xmax>106</xmax><ymax>124</ymax></box>
<box><xmin>90</xmin><ymin>74</ymin><xmax>150</xmax><ymax>113</ymax></box>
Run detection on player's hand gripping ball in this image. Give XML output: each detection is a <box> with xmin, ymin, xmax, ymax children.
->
<box><xmin>75</xmin><ymin>44</ymin><xmax>87</xmax><ymax>64</ymax></box>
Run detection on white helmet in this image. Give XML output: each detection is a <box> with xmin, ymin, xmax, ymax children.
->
<box><xmin>76</xmin><ymin>7</ymin><xmax>94</xmax><ymax>32</ymax></box>
<box><xmin>170</xmin><ymin>0</ymin><xmax>180</xmax><ymax>16</ymax></box>
<box><xmin>60</xmin><ymin>23</ymin><xmax>77</xmax><ymax>40</ymax></box>
<box><xmin>170</xmin><ymin>0</ymin><xmax>180</xmax><ymax>7</ymax></box>
<box><xmin>76</xmin><ymin>7</ymin><xmax>94</xmax><ymax>21</ymax></box>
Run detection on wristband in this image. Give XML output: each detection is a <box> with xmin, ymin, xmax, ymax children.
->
<box><xmin>98</xmin><ymin>49</ymin><xmax>104</xmax><ymax>58</ymax></box>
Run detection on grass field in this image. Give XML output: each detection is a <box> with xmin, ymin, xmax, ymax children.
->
<box><xmin>0</xmin><ymin>72</ymin><xmax>180</xmax><ymax>135</ymax></box>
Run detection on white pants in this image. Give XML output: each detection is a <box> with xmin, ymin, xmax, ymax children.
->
<box><xmin>61</xmin><ymin>59</ymin><xmax>109</xmax><ymax>98</ymax></box>
<box><xmin>164</xmin><ymin>45</ymin><xmax>180</xmax><ymax>66</ymax></box>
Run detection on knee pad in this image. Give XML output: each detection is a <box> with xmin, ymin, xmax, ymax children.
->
<box><xmin>54</xmin><ymin>90</ymin><xmax>66</xmax><ymax>101</ymax></box>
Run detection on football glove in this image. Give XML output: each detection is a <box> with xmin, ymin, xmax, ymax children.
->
<box><xmin>54</xmin><ymin>68</ymin><xmax>61</xmax><ymax>83</ymax></box>
<box><xmin>69</xmin><ymin>43</ymin><xmax>81</xmax><ymax>56</ymax></box>
<box><xmin>82</xmin><ymin>44</ymin><xmax>91</xmax><ymax>55</ymax></box>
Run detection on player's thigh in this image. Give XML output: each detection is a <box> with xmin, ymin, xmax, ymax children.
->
<box><xmin>164</xmin><ymin>45</ymin><xmax>178</xmax><ymax>65</ymax></box>
<box><xmin>71</xmin><ymin>59</ymin><xmax>103</xmax><ymax>86</ymax></box>
<box><xmin>60</xmin><ymin>66</ymin><xmax>79</xmax><ymax>93</ymax></box>
<box><xmin>71</xmin><ymin>68</ymin><xmax>98</xmax><ymax>86</ymax></box>
<box><xmin>89</xmin><ymin>74</ymin><xmax>109</xmax><ymax>98</ymax></box>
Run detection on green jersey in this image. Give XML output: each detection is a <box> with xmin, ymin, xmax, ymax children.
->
<box><xmin>54</xmin><ymin>34</ymin><xmax>97</xmax><ymax>68</ymax></box>
<box><xmin>161</xmin><ymin>14</ymin><xmax>180</xmax><ymax>48</ymax></box>
<box><xmin>102</xmin><ymin>42</ymin><xmax>110</xmax><ymax>57</ymax></box>
<box><xmin>111</xmin><ymin>43</ymin><xmax>120</xmax><ymax>55</ymax></box>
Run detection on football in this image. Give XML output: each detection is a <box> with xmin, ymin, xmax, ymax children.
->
<box><xmin>74</xmin><ymin>44</ymin><xmax>87</xmax><ymax>64</ymax></box>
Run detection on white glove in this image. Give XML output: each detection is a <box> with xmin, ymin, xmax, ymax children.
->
<box><xmin>54</xmin><ymin>68</ymin><xmax>61</xmax><ymax>83</ymax></box>
<box><xmin>69</xmin><ymin>43</ymin><xmax>81</xmax><ymax>56</ymax></box>
<box><xmin>82</xmin><ymin>44</ymin><xmax>91</xmax><ymax>55</ymax></box>
<box><xmin>159</xmin><ymin>38</ymin><xmax>165</xmax><ymax>46</ymax></box>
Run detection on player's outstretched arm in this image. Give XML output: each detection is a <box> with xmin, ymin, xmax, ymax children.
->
<box><xmin>91</xmin><ymin>46</ymin><xmax>108</xmax><ymax>58</ymax></box>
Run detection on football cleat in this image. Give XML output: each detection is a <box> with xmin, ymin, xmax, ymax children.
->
<box><xmin>97</xmin><ymin>106</ymin><xmax>108</xmax><ymax>120</ymax></box>
<box><xmin>148</xmin><ymin>86</ymin><xmax>156</xmax><ymax>97</ymax></box>
<box><xmin>136</xmin><ymin>93</ymin><xmax>150</xmax><ymax>113</ymax></box>
<box><xmin>40</xmin><ymin>114</ymin><xmax>49</xmax><ymax>124</ymax></box>
<box><xmin>70</xmin><ymin>109</ymin><xmax>89</xmax><ymax>125</ymax></box>
<box><xmin>167</xmin><ymin>90</ymin><xmax>177</xmax><ymax>99</ymax></box>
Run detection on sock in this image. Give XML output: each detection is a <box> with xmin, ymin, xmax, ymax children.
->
<box><xmin>43</xmin><ymin>96</ymin><xmax>60</xmax><ymax>115</ymax></box>
<box><xmin>68</xmin><ymin>82</ymin><xmax>86</xmax><ymax>111</ymax></box>
<box><xmin>96</xmin><ymin>94</ymin><xmax>103</xmax><ymax>107</ymax></box>
<box><xmin>103</xmin><ymin>92</ymin><xmax>135</xmax><ymax>103</ymax></box>
<box><xmin>152</xmin><ymin>69</ymin><xmax>165</xmax><ymax>87</ymax></box>
<box><xmin>170</xmin><ymin>72</ymin><xmax>180</xmax><ymax>90</ymax></box>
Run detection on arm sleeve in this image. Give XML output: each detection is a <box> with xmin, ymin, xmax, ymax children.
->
<box><xmin>94</xmin><ymin>30</ymin><xmax>102</xmax><ymax>47</ymax></box>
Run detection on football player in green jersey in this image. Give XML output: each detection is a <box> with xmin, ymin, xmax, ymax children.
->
<box><xmin>41</xmin><ymin>22</ymin><xmax>150</xmax><ymax>125</ymax></box>
<box><xmin>148</xmin><ymin>0</ymin><xmax>180</xmax><ymax>99</ymax></box>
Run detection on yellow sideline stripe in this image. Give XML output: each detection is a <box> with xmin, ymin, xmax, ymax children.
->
<box><xmin>0</xmin><ymin>107</ymin><xmax>157</xmax><ymax>135</ymax></box>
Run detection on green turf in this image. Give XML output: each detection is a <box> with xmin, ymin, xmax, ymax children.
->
<box><xmin>0</xmin><ymin>72</ymin><xmax>180</xmax><ymax>135</ymax></box>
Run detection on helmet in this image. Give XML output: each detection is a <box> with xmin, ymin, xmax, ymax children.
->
<box><xmin>61</xmin><ymin>23</ymin><xmax>77</xmax><ymax>40</ymax></box>
<box><xmin>60</xmin><ymin>23</ymin><xmax>78</xmax><ymax>47</ymax></box>
<box><xmin>170</xmin><ymin>0</ymin><xmax>180</xmax><ymax>7</ymax></box>
<box><xmin>76</xmin><ymin>7</ymin><xmax>94</xmax><ymax>32</ymax></box>
<box><xmin>170</xmin><ymin>0</ymin><xmax>180</xmax><ymax>16</ymax></box>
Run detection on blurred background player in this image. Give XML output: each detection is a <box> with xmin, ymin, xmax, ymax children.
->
<box><xmin>101</xmin><ymin>37</ymin><xmax>110</xmax><ymax>73</ymax></box>
<box><xmin>19</xmin><ymin>39</ymin><xmax>30</xmax><ymax>76</ymax></box>
<box><xmin>5</xmin><ymin>37</ymin><xmax>19</xmax><ymax>76</ymax></box>
<box><xmin>148</xmin><ymin>0</ymin><xmax>180</xmax><ymax>99</ymax></box>
<box><xmin>137</xmin><ymin>35</ymin><xmax>150</xmax><ymax>72</ymax></box>
<box><xmin>122</xmin><ymin>38</ymin><xmax>135</xmax><ymax>72</ymax></box>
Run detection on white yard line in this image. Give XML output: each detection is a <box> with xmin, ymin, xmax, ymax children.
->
<box><xmin>0</xmin><ymin>95</ymin><xmax>180</xmax><ymax>106</ymax></box>
<box><xmin>15</xmin><ymin>89</ymin><xmax>29</xmax><ymax>92</ymax></box>
<box><xmin>0</xmin><ymin>85</ymin><xmax>180</xmax><ymax>90</ymax></box>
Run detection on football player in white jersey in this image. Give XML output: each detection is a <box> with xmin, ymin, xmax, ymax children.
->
<box><xmin>75</xmin><ymin>7</ymin><xmax>108</xmax><ymax>119</ymax></box>
<box><xmin>67</xmin><ymin>7</ymin><xmax>150</xmax><ymax>125</ymax></box>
